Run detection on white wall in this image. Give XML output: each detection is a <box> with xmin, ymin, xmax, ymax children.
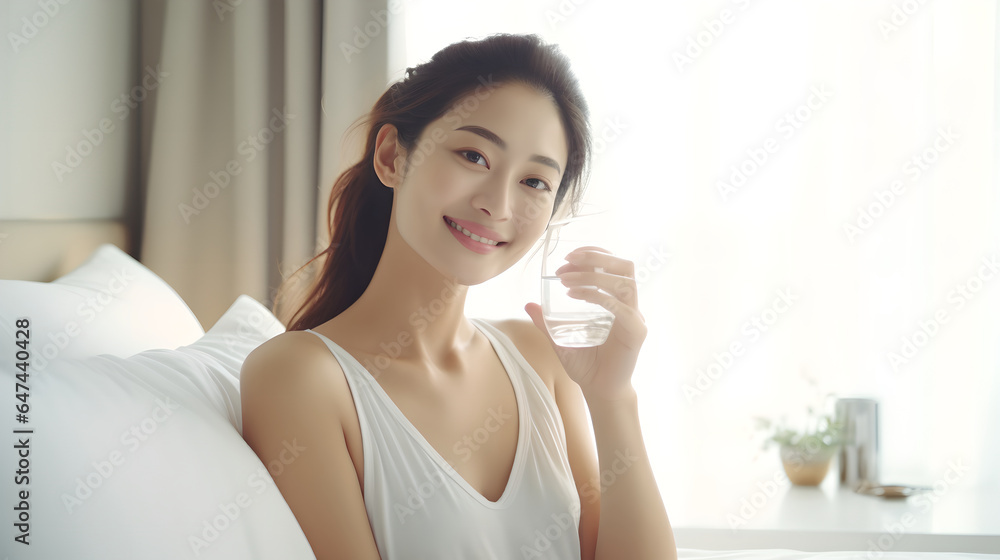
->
<box><xmin>1</xmin><ymin>0</ymin><xmax>135</xmax><ymax>220</ymax></box>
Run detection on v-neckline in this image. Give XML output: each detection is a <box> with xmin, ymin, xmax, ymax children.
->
<box><xmin>306</xmin><ymin>319</ymin><xmax>528</xmax><ymax>508</ymax></box>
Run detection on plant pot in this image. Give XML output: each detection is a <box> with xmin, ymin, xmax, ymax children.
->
<box><xmin>780</xmin><ymin>444</ymin><xmax>836</xmax><ymax>486</ymax></box>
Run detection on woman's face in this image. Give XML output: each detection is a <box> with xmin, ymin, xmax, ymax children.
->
<box><xmin>391</xmin><ymin>81</ymin><xmax>569</xmax><ymax>286</ymax></box>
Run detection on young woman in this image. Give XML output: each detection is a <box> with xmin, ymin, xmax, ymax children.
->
<box><xmin>240</xmin><ymin>33</ymin><xmax>676</xmax><ymax>560</ymax></box>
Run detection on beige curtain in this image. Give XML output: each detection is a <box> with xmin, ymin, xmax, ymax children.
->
<box><xmin>138</xmin><ymin>0</ymin><xmax>390</xmax><ymax>328</ymax></box>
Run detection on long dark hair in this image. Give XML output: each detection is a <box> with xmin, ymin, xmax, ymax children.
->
<box><xmin>274</xmin><ymin>33</ymin><xmax>592</xmax><ymax>331</ymax></box>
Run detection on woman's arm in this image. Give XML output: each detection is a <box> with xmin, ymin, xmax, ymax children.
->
<box><xmin>582</xmin><ymin>387</ymin><xmax>676</xmax><ymax>560</ymax></box>
<box><xmin>509</xmin><ymin>315</ymin><xmax>675</xmax><ymax>560</ymax></box>
<box><xmin>240</xmin><ymin>333</ymin><xmax>383</xmax><ymax>560</ymax></box>
<box><xmin>549</xmin><ymin>351</ymin><xmax>675</xmax><ymax>560</ymax></box>
<box><xmin>524</xmin><ymin>246</ymin><xmax>678</xmax><ymax>560</ymax></box>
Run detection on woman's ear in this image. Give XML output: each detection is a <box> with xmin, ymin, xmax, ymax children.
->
<box><xmin>373</xmin><ymin>123</ymin><xmax>407</xmax><ymax>188</ymax></box>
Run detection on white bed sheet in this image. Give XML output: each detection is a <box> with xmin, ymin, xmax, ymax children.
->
<box><xmin>679</xmin><ymin>548</ymin><xmax>1000</xmax><ymax>559</ymax></box>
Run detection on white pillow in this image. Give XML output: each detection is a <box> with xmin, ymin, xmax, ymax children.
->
<box><xmin>0</xmin><ymin>295</ymin><xmax>315</xmax><ymax>559</ymax></box>
<box><xmin>0</xmin><ymin>243</ymin><xmax>205</xmax><ymax>367</ymax></box>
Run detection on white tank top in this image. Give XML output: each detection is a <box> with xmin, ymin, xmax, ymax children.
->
<box><xmin>305</xmin><ymin>318</ymin><xmax>582</xmax><ymax>559</ymax></box>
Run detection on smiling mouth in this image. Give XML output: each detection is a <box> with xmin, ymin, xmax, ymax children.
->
<box><xmin>444</xmin><ymin>217</ymin><xmax>507</xmax><ymax>246</ymax></box>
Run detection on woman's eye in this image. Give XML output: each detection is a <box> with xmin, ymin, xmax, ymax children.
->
<box><xmin>524</xmin><ymin>178</ymin><xmax>551</xmax><ymax>192</ymax></box>
<box><xmin>456</xmin><ymin>150</ymin><xmax>549</xmax><ymax>191</ymax></box>
<box><xmin>460</xmin><ymin>150</ymin><xmax>488</xmax><ymax>167</ymax></box>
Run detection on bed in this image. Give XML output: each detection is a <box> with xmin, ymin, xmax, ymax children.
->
<box><xmin>679</xmin><ymin>550</ymin><xmax>998</xmax><ymax>559</ymax></box>
<box><xmin>1</xmin><ymin>242</ymin><xmax>997</xmax><ymax>559</ymax></box>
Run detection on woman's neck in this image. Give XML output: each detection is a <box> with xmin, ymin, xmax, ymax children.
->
<box><xmin>325</xmin><ymin>215</ymin><xmax>479</xmax><ymax>370</ymax></box>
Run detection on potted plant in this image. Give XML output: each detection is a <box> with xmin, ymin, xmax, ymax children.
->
<box><xmin>755</xmin><ymin>404</ymin><xmax>844</xmax><ymax>486</ymax></box>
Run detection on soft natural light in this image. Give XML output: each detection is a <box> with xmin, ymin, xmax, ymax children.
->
<box><xmin>390</xmin><ymin>0</ymin><xmax>999</xmax><ymax>528</ymax></box>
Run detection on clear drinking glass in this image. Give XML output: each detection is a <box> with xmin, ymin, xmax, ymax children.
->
<box><xmin>540</xmin><ymin>214</ymin><xmax>615</xmax><ymax>347</ymax></box>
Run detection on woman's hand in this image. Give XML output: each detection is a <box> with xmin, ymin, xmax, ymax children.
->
<box><xmin>524</xmin><ymin>246</ymin><xmax>647</xmax><ymax>402</ymax></box>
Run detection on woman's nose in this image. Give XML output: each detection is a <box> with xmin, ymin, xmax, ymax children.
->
<box><xmin>472</xmin><ymin>177</ymin><xmax>513</xmax><ymax>220</ymax></box>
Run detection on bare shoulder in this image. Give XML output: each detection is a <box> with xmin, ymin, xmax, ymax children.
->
<box><xmin>244</xmin><ymin>329</ymin><xmax>334</xmax><ymax>365</ymax></box>
<box><xmin>242</xmin><ymin>330</ymin><xmax>340</xmax><ymax>384</ymax></box>
<box><xmin>240</xmin><ymin>330</ymin><xmax>353</xmax><ymax>426</ymax></box>
<box><xmin>239</xmin><ymin>330</ymin><xmax>382</xmax><ymax>559</ymax></box>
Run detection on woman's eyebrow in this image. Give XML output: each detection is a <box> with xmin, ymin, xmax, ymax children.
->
<box><xmin>454</xmin><ymin>125</ymin><xmax>562</xmax><ymax>173</ymax></box>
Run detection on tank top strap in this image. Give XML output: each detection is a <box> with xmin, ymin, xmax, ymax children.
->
<box><xmin>468</xmin><ymin>318</ymin><xmax>563</xmax><ymax>425</ymax></box>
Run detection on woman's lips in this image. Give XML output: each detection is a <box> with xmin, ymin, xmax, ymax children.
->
<box><xmin>444</xmin><ymin>216</ymin><xmax>507</xmax><ymax>254</ymax></box>
<box><xmin>443</xmin><ymin>216</ymin><xmax>507</xmax><ymax>246</ymax></box>
<box><xmin>443</xmin><ymin>216</ymin><xmax>507</xmax><ymax>245</ymax></box>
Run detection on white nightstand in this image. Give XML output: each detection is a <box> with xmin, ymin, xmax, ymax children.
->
<box><xmin>665</xmin><ymin>459</ymin><xmax>1000</xmax><ymax>553</ymax></box>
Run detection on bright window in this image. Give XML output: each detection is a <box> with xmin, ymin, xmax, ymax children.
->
<box><xmin>391</xmin><ymin>1</ymin><xmax>1000</xmax><ymax>507</ymax></box>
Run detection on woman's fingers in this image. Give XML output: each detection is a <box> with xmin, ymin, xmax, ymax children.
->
<box><xmin>559</xmin><ymin>268</ymin><xmax>639</xmax><ymax>309</ymax></box>
<box><xmin>563</xmin><ymin>285</ymin><xmax>647</xmax><ymax>347</ymax></box>
<box><xmin>564</xmin><ymin>247</ymin><xmax>626</xmax><ymax>272</ymax></box>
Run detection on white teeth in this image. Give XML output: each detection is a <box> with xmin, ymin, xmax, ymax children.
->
<box><xmin>448</xmin><ymin>219</ymin><xmax>500</xmax><ymax>246</ymax></box>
